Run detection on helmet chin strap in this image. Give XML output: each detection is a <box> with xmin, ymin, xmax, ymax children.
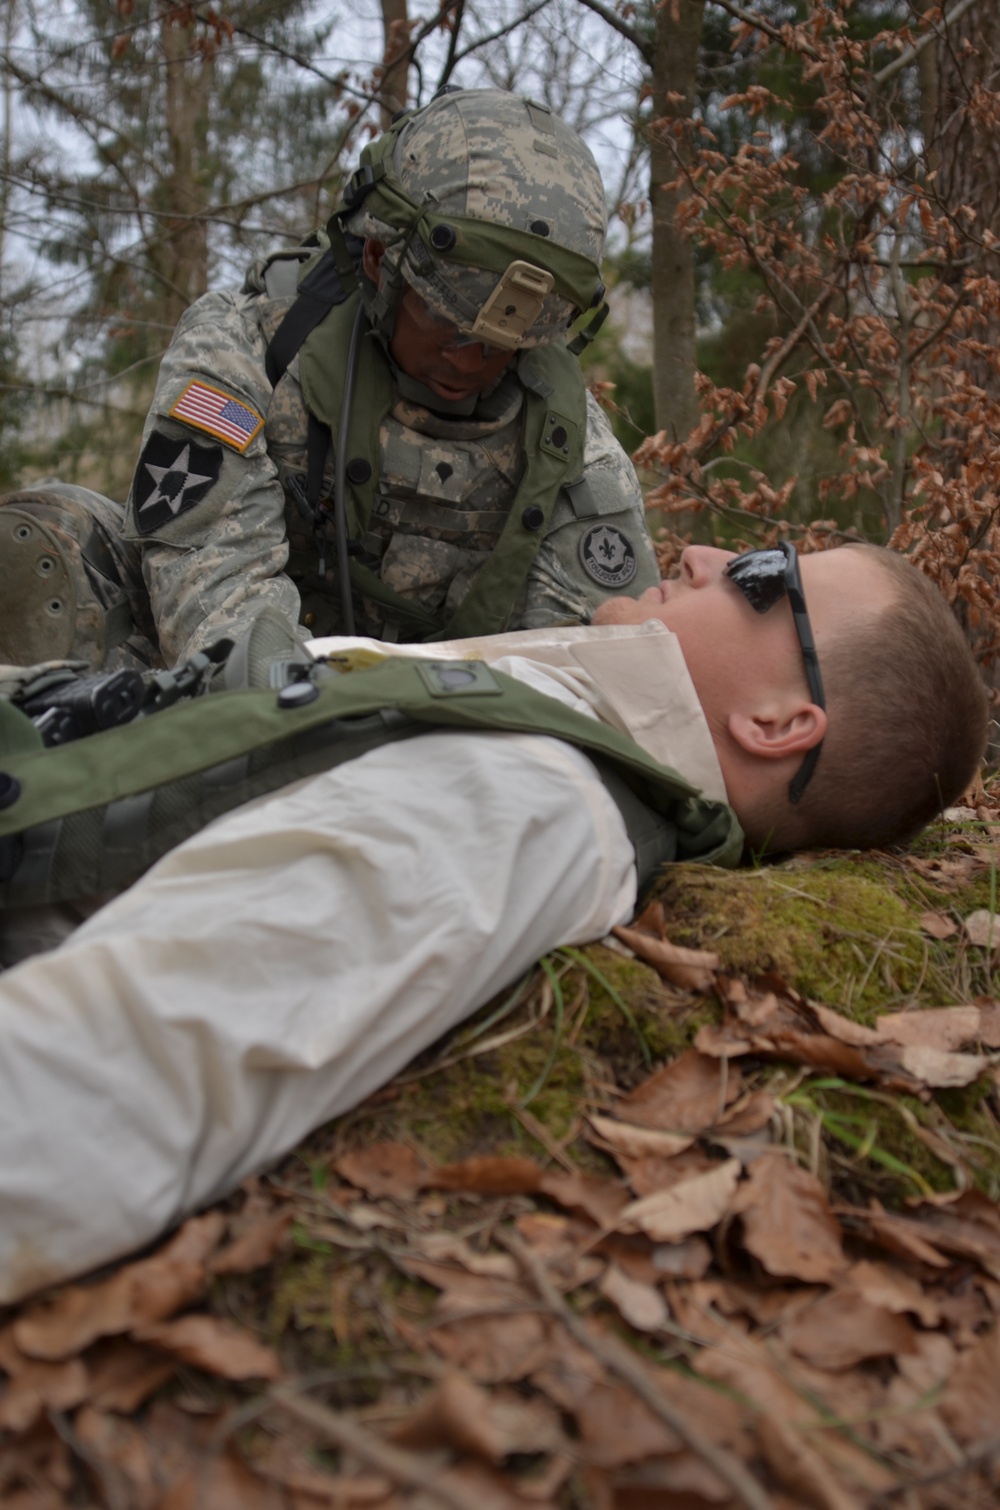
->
<box><xmin>392</xmin><ymin>364</ymin><xmax>482</xmax><ymax>417</ymax></box>
<box><xmin>361</xmin><ymin>257</ymin><xmax>505</xmax><ymax>418</ymax></box>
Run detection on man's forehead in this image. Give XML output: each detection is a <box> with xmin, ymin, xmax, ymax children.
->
<box><xmin>800</xmin><ymin>546</ymin><xmax>893</xmax><ymax>629</ymax></box>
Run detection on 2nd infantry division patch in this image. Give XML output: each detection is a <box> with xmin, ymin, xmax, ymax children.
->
<box><xmin>132</xmin><ymin>432</ymin><xmax>222</xmax><ymax>535</ymax></box>
<box><xmin>579</xmin><ymin>523</ymin><xmax>638</xmax><ymax>589</ymax></box>
<box><xmin>168</xmin><ymin>380</ymin><xmax>264</xmax><ymax>452</ymax></box>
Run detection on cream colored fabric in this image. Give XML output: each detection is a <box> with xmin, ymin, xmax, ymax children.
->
<box><xmin>0</xmin><ymin>628</ymin><xmax>717</xmax><ymax>1301</ymax></box>
<box><xmin>308</xmin><ymin>620</ymin><xmax>728</xmax><ymax>803</ymax></box>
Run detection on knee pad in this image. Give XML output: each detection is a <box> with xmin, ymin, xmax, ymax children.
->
<box><xmin>0</xmin><ymin>488</ymin><xmax>143</xmax><ymax>670</ymax></box>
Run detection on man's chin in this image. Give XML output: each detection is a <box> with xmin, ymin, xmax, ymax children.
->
<box><xmin>592</xmin><ymin>598</ymin><xmax>645</xmax><ymax>626</ymax></box>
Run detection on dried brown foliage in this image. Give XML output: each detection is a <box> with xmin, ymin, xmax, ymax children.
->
<box><xmin>638</xmin><ymin>0</ymin><xmax>1000</xmax><ymax>660</ymax></box>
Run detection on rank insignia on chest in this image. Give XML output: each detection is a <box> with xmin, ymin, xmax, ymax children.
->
<box><xmin>132</xmin><ymin>432</ymin><xmax>222</xmax><ymax>535</ymax></box>
<box><xmin>168</xmin><ymin>380</ymin><xmax>264</xmax><ymax>453</ymax></box>
<box><xmin>580</xmin><ymin>523</ymin><xmax>638</xmax><ymax>589</ymax></box>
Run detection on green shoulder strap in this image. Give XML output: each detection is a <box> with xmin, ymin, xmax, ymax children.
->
<box><xmin>0</xmin><ymin>658</ymin><xmax>742</xmax><ymax>906</ymax></box>
<box><xmin>297</xmin><ymin>305</ymin><xmax>588</xmax><ymax>642</ymax></box>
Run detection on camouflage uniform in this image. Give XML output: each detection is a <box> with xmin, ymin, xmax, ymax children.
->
<box><xmin>1</xmin><ymin>91</ymin><xmax>658</xmax><ymax>673</ymax></box>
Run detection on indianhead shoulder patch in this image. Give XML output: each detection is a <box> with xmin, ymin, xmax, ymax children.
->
<box><xmin>168</xmin><ymin>380</ymin><xmax>263</xmax><ymax>453</ymax></box>
<box><xmin>132</xmin><ymin>432</ymin><xmax>221</xmax><ymax>535</ymax></box>
<box><xmin>579</xmin><ymin>523</ymin><xmax>638</xmax><ymax>589</ymax></box>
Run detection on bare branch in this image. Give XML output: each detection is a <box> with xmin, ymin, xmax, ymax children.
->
<box><xmin>571</xmin><ymin>0</ymin><xmax>650</xmax><ymax>63</ymax></box>
<box><xmin>873</xmin><ymin>0</ymin><xmax>982</xmax><ymax>87</ymax></box>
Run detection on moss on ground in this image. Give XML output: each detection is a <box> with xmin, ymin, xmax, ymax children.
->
<box><xmin>650</xmin><ymin>849</ymin><xmax>998</xmax><ymax>1020</ymax></box>
<box><xmin>240</xmin><ymin>813</ymin><xmax>1000</xmax><ymax>1363</ymax></box>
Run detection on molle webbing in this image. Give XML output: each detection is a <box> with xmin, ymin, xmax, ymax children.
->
<box><xmin>0</xmin><ymin>659</ymin><xmax>742</xmax><ymax>907</ymax></box>
<box><xmin>296</xmin><ymin>298</ymin><xmax>588</xmax><ymax>642</ymax></box>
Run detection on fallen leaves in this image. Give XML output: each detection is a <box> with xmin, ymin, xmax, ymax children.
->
<box><xmin>5</xmin><ymin>882</ymin><xmax>1000</xmax><ymax>1510</ymax></box>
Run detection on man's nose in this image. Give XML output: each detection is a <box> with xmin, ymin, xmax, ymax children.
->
<box><xmin>679</xmin><ymin>545</ymin><xmax>735</xmax><ymax>587</ymax></box>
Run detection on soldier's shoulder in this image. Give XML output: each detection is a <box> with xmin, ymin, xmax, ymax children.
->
<box><xmin>581</xmin><ymin>388</ymin><xmax>629</xmax><ymax>463</ymax></box>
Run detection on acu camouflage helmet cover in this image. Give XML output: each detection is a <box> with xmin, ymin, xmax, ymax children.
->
<box><xmin>340</xmin><ymin>88</ymin><xmax>608</xmax><ymax>349</ymax></box>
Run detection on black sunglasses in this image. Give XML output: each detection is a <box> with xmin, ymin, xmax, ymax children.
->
<box><xmin>725</xmin><ymin>541</ymin><xmax>826</xmax><ymax>804</ymax></box>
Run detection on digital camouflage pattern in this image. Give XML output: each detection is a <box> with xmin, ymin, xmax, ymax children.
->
<box><xmin>4</xmin><ymin>92</ymin><xmax>657</xmax><ymax>672</ymax></box>
<box><xmin>346</xmin><ymin>89</ymin><xmax>606</xmax><ymax>346</ymax></box>
<box><xmin>0</xmin><ymin>486</ymin><xmax>157</xmax><ymax>672</ymax></box>
<box><xmin>117</xmin><ymin>258</ymin><xmax>657</xmax><ymax>666</ymax></box>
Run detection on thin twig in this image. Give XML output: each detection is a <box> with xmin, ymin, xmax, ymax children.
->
<box><xmin>873</xmin><ymin>0</ymin><xmax>982</xmax><ymax>86</ymax></box>
<box><xmin>268</xmin><ymin>1385</ymin><xmax>485</xmax><ymax>1510</ymax></box>
<box><xmin>500</xmin><ymin>1230</ymin><xmax>774</xmax><ymax>1510</ymax></box>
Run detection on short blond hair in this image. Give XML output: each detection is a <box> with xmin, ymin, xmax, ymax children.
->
<box><xmin>750</xmin><ymin>546</ymin><xmax>988</xmax><ymax>853</ymax></box>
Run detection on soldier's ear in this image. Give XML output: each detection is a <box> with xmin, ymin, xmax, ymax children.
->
<box><xmin>362</xmin><ymin>239</ymin><xmax>387</xmax><ymax>284</ymax></box>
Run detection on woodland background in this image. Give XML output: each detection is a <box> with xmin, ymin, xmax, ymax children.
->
<box><xmin>3</xmin><ymin>0</ymin><xmax>1000</xmax><ymax>657</ymax></box>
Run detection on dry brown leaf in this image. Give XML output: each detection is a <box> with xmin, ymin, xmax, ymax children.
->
<box><xmin>906</xmin><ymin>1188</ymin><xmax>1000</xmax><ymax>1279</ymax></box>
<box><xmin>919</xmin><ymin>909</ymin><xmax>960</xmax><ymax>939</ymax></box>
<box><xmin>539</xmin><ymin>1170</ymin><xmax>630</xmax><ymax>1228</ymax></box>
<box><xmin>158</xmin><ymin>1446</ymin><xmax>286</xmax><ymax>1510</ymax></box>
<box><xmin>413</xmin><ymin>1232</ymin><xmax>518</xmax><ymax>1280</ymax></box>
<box><xmin>808</xmin><ymin>1003</ymin><xmax>884</xmax><ymax>1047</ymax></box>
<box><xmin>965</xmin><ymin>908</ymin><xmax>1000</xmax><ymax>948</ymax></box>
<box><xmin>712</xmin><ymin>1089</ymin><xmax>775</xmax><ymax>1136</ymax></box>
<box><xmin>618</xmin><ymin>1158</ymin><xmax>741</xmax><ymax>1242</ymax></box>
<box><xmin>587</xmin><ymin>1114</ymin><xmax>693</xmax><ymax>1160</ymax></box>
<box><xmin>697</xmin><ymin>1336</ymin><xmax>895</xmax><ymax>1500</ymax></box>
<box><xmin>0</xmin><ymin>1356</ymin><xmax>88</xmax><ymax>1433</ymax></box>
<box><xmin>846</xmin><ymin>1259</ymin><xmax>940</xmax><ymax>1326</ymax></box>
<box><xmin>756</xmin><ymin>1413</ymin><xmax>866</xmax><ymax>1510</ymax></box>
<box><xmin>390</xmin><ymin>1371</ymin><xmax>563</xmax><ymax>1461</ymax></box>
<box><xmin>876</xmin><ymin>1004</ymin><xmax>984</xmax><ymax>1051</ymax></box>
<box><xmin>427</xmin><ymin>1312</ymin><xmax>553</xmax><ymax>1385</ymax></box>
<box><xmin>611</xmin><ymin>923</ymin><xmax>720</xmax><ymax>990</ymax></box>
<box><xmin>781</xmin><ymin>1289</ymin><xmax>917</xmax><ymax>1371</ymax></box>
<box><xmin>651</xmin><ymin>1235</ymin><xmax>713</xmax><ymax>1280</ymax></box>
<box><xmin>423</xmin><ymin>1155</ymin><xmax>543</xmax><ymax>1194</ymax></box>
<box><xmin>615</xmin><ymin>1148</ymin><xmax>719</xmax><ymax>1199</ymax></box>
<box><xmin>733</xmin><ymin>1153</ymin><xmax>847</xmax><ymax>1283</ymax></box>
<box><xmin>135</xmin><ymin>1315</ymin><xmax>283</xmax><ymax>1381</ymax></box>
<box><xmin>12</xmin><ymin>1213</ymin><xmax>223</xmax><ymax>1361</ymax></box>
<box><xmin>74</xmin><ymin>1405</ymin><xmax>158</xmax><ymax>1510</ymax></box>
<box><xmin>893</xmin><ymin>1042</ymin><xmax>989</xmax><ymax>1087</ymax></box>
<box><xmin>616</xmin><ymin>1049</ymin><xmax>742</xmax><ymax>1133</ymax></box>
<box><xmin>85</xmin><ymin>1339</ymin><xmax>176</xmax><ymax>1414</ymax></box>
<box><xmin>533</xmin><ymin>1367</ymin><xmax>680</xmax><ymax>1468</ymax></box>
<box><xmin>334</xmin><ymin>1141</ymin><xmax>424</xmax><ymax>1199</ymax></box>
<box><xmin>210</xmin><ymin>1209</ymin><xmax>293</xmax><ymax>1274</ymax></box>
<box><xmin>940</xmin><ymin>1323</ymin><xmax>1000</xmax><ymax>1444</ymax></box>
<box><xmin>843</xmin><ymin>1203</ymin><xmax>951</xmax><ymax>1269</ymax></box>
<box><xmin>598</xmin><ymin>1263</ymin><xmax>668</xmax><ymax>1332</ymax></box>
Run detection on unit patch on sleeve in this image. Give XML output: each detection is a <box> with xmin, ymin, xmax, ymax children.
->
<box><xmin>132</xmin><ymin>431</ymin><xmax>222</xmax><ymax>535</ymax></box>
<box><xmin>168</xmin><ymin>380</ymin><xmax>264</xmax><ymax>452</ymax></box>
<box><xmin>579</xmin><ymin>523</ymin><xmax>638</xmax><ymax>589</ymax></box>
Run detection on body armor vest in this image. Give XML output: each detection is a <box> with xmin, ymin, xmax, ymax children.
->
<box><xmin>0</xmin><ymin>657</ymin><xmax>742</xmax><ymax>908</ymax></box>
<box><xmin>261</xmin><ymin>247</ymin><xmax>589</xmax><ymax>643</ymax></box>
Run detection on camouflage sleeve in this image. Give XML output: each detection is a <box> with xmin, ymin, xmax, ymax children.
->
<box><xmin>123</xmin><ymin>290</ymin><xmax>303</xmax><ymax>667</ymax></box>
<box><xmin>514</xmin><ymin>393</ymin><xmax>658</xmax><ymax>630</ymax></box>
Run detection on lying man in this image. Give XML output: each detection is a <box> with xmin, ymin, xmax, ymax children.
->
<box><xmin>0</xmin><ymin>543</ymin><xmax>986</xmax><ymax>1300</ymax></box>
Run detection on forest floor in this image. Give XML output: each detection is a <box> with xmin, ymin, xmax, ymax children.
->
<box><xmin>3</xmin><ymin>780</ymin><xmax>1000</xmax><ymax>1509</ymax></box>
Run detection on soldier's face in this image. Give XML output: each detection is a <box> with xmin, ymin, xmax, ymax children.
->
<box><xmin>390</xmin><ymin>282</ymin><xmax>516</xmax><ymax>403</ymax></box>
<box><xmin>363</xmin><ymin>238</ymin><xmax>515</xmax><ymax>403</ymax></box>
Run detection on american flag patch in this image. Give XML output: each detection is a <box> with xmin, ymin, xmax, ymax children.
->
<box><xmin>169</xmin><ymin>380</ymin><xmax>264</xmax><ymax>453</ymax></box>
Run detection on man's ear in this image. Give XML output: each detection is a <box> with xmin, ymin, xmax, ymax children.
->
<box><xmin>728</xmin><ymin>703</ymin><xmax>827</xmax><ymax>760</ymax></box>
<box><xmin>361</xmin><ymin>238</ymin><xmax>386</xmax><ymax>284</ymax></box>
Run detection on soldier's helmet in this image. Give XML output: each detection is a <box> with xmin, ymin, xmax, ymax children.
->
<box><xmin>339</xmin><ymin>88</ymin><xmax>608</xmax><ymax>350</ymax></box>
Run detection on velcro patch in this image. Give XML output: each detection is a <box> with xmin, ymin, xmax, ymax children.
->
<box><xmin>169</xmin><ymin>380</ymin><xmax>263</xmax><ymax>452</ymax></box>
<box><xmin>132</xmin><ymin>432</ymin><xmax>222</xmax><ymax>535</ymax></box>
<box><xmin>580</xmin><ymin>523</ymin><xmax>638</xmax><ymax>589</ymax></box>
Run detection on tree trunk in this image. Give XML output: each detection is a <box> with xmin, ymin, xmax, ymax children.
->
<box><xmin>648</xmin><ymin>0</ymin><xmax>705</xmax><ymax>440</ymax></box>
<box><xmin>379</xmin><ymin>0</ymin><xmax>410</xmax><ymax>129</ymax></box>
<box><xmin>157</xmin><ymin>12</ymin><xmax>211</xmax><ymax>331</ymax></box>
